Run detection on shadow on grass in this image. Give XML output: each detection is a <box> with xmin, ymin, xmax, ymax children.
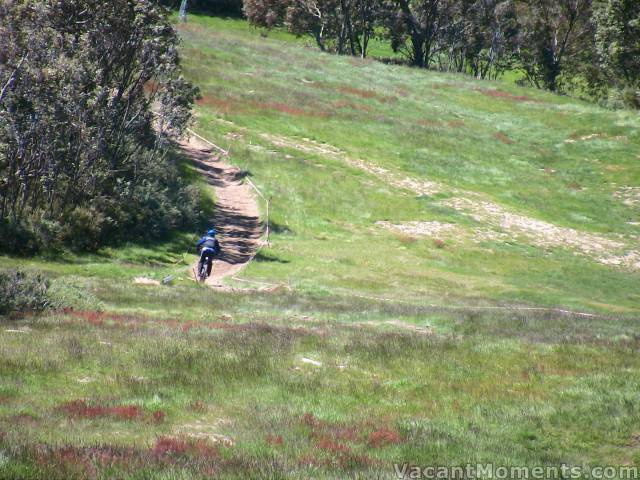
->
<box><xmin>269</xmin><ymin>221</ymin><xmax>294</xmax><ymax>235</ymax></box>
<box><xmin>254</xmin><ymin>251</ymin><xmax>290</xmax><ymax>264</ymax></box>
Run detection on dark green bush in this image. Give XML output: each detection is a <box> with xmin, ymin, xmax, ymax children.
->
<box><xmin>0</xmin><ymin>270</ymin><xmax>51</xmax><ymax>315</ymax></box>
<box><xmin>619</xmin><ymin>88</ymin><xmax>640</xmax><ymax>109</ymax></box>
<box><xmin>0</xmin><ymin>219</ymin><xmax>40</xmax><ymax>256</ymax></box>
<box><xmin>0</xmin><ymin>153</ymin><xmax>205</xmax><ymax>254</ymax></box>
<box><xmin>0</xmin><ymin>1</ymin><xmax>200</xmax><ymax>254</ymax></box>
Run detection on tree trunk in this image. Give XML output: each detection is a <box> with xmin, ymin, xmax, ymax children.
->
<box><xmin>411</xmin><ymin>32</ymin><xmax>425</xmax><ymax>67</ymax></box>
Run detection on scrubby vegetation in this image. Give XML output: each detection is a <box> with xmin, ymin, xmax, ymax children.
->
<box><xmin>162</xmin><ymin>0</ymin><xmax>244</xmax><ymax>16</ymax></box>
<box><xmin>1</xmin><ymin>288</ymin><xmax>640</xmax><ymax>478</ymax></box>
<box><xmin>0</xmin><ymin>270</ymin><xmax>51</xmax><ymax>315</ymax></box>
<box><xmin>0</xmin><ymin>0</ymin><xmax>201</xmax><ymax>253</ymax></box>
<box><xmin>0</xmin><ymin>270</ymin><xmax>103</xmax><ymax>316</ymax></box>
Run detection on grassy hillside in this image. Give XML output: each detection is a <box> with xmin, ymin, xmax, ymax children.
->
<box><xmin>180</xmin><ymin>15</ymin><xmax>639</xmax><ymax>313</ymax></box>
<box><xmin>1</xmin><ymin>14</ymin><xmax>640</xmax><ymax>479</ymax></box>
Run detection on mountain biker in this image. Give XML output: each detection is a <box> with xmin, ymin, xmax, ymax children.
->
<box><xmin>196</xmin><ymin>228</ymin><xmax>221</xmax><ymax>279</ymax></box>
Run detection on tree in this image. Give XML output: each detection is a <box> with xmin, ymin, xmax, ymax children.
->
<box><xmin>244</xmin><ymin>0</ymin><xmax>384</xmax><ymax>57</ymax></box>
<box><xmin>439</xmin><ymin>0</ymin><xmax>518</xmax><ymax>78</ymax></box>
<box><xmin>354</xmin><ymin>0</ymin><xmax>385</xmax><ymax>58</ymax></box>
<box><xmin>465</xmin><ymin>1</ymin><xmax>518</xmax><ymax>79</ymax></box>
<box><xmin>0</xmin><ymin>0</ymin><xmax>200</xmax><ymax>251</ymax></box>
<box><xmin>386</xmin><ymin>0</ymin><xmax>450</xmax><ymax>68</ymax></box>
<box><xmin>160</xmin><ymin>0</ymin><xmax>244</xmax><ymax>16</ymax></box>
<box><xmin>243</xmin><ymin>0</ymin><xmax>289</xmax><ymax>29</ymax></box>
<box><xmin>593</xmin><ymin>0</ymin><xmax>640</xmax><ymax>107</ymax></box>
<box><xmin>285</xmin><ymin>0</ymin><xmax>340</xmax><ymax>52</ymax></box>
<box><xmin>517</xmin><ymin>0</ymin><xmax>594</xmax><ymax>92</ymax></box>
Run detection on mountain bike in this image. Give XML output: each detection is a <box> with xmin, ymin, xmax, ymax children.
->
<box><xmin>196</xmin><ymin>249</ymin><xmax>216</xmax><ymax>282</ymax></box>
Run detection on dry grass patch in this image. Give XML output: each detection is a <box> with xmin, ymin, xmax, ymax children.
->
<box><xmin>494</xmin><ymin>132</ymin><xmax>515</xmax><ymax>144</ymax></box>
<box><xmin>477</xmin><ymin>87</ymin><xmax>536</xmax><ymax>102</ymax></box>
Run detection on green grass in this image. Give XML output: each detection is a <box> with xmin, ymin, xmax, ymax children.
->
<box><xmin>2</xmin><ymin>301</ymin><xmax>640</xmax><ymax>478</ymax></box>
<box><xmin>178</xmin><ymin>14</ymin><xmax>639</xmax><ymax>313</ymax></box>
<box><xmin>1</xmin><ymin>14</ymin><xmax>640</xmax><ymax>479</ymax></box>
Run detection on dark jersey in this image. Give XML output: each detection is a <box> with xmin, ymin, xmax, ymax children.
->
<box><xmin>197</xmin><ymin>236</ymin><xmax>220</xmax><ymax>254</ymax></box>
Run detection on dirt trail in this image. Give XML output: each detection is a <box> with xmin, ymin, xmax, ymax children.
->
<box><xmin>180</xmin><ymin>135</ymin><xmax>263</xmax><ymax>286</ymax></box>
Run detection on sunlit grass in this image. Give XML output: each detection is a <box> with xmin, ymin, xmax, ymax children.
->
<box><xmin>176</xmin><ymin>14</ymin><xmax>640</xmax><ymax>313</ymax></box>
<box><xmin>1</xmin><ymin>14</ymin><xmax>640</xmax><ymax>479</ymax></box>
<box><xmin>2</xmin><ymin>309</ymin><xmax>640</xmax><ymax>477</ymax></box>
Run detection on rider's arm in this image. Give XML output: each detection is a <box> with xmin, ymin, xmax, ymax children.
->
<box><xmin>196</xmin><ymin>237</ymin><xmax>205</xmax><ymax>248</ymax></box>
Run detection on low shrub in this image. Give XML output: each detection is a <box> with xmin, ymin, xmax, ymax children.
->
<box><xmin>47</xmin><ymin>277</ymin><xmax>104</xmax><ymax>312</ymax></box>
<box><xmin>611</xmin><ymin>87</ymin><xmax>640</xmax><ymax>110</ymax></box>
<box><xmin>0</xmin><ymin>270</ymin><xmax>52</xmax><ymax>315</ymax></box>
<box><xmin>0</xmin><ymin>1</ymin><xmax>202</xmax><ymax>254</ymax></box>
<box><xmin>0</xmin><ymin>219</ymin><xmax>40</xmax><ymax>256</ymax></box>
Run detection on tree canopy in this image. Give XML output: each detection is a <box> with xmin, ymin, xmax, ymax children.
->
<box><xmin>243</xmin><ymin>0</ymin><xmax>639</xmax><ymax>105</ymax></box>
<box><xmin>0</xmin><ymin>0</ymin><xmax>201</xmax><ymax>252</ymax></box>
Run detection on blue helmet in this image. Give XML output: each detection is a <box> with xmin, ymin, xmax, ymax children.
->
<box><xmin>207</xmin><ymin>228</ymin><xmax>217</xmax><ymax>236</ymax></box>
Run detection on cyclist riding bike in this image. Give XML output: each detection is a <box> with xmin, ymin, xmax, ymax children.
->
<box><xmin>196</xmin><ymin>228</ymin><xmax>221</xmax><ymax>281</ymax></box>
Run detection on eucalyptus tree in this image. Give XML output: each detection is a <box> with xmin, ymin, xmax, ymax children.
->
<box><xmin>516</xmin><ymin>0</ymin><xmax>594</xmax><ymax>92</ymax></box>
<box><xmin>385</xmin><ymin>0</ymin><xmax>449</xmax><ymax>68</ymax></box>
<box><xmin>244</xmin><ymin>0</ymin><xmax>384</xmax><ymax>57</ymax></box>
<box><xmin>0</xmin><ymin>0</ymin><xmax>200</xmax><ymax>250</ymax></box>
<box><xmin>593</xmin><ymin>0</ymin><xmax>640</xmax><ymax>107</ymax></box>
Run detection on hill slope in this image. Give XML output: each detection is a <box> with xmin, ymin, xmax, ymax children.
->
<box><xmin>178</xmin><ymin>16</ymin><xmax>640</xmax><ymax>314</ymax></box>
<box><xmin>1</xmin><ymin>15</ymin><xmax>640</xmax><ymax>479</ymax></box>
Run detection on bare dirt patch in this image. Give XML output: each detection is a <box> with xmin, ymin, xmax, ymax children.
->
<box><xmin>134</xmin><ymin>277</ymin><xmax>161</xmax><ymax>286</ymax></box>
<box><xmin>565</xmin><ymin>132</ymin><xmax>628</xmax><ymax>143</ymax></box>
<box><xmin>344</xmin><ymin>157</ymin><xmax>443</xmax><ymax>196</ymax></box>
<box><xmin>261</xmin><ymin>133</ymin><xmax>444</xmax><ymax>196</ymax></box>
<box><xmin>376</xmin><ymin>221</ymin><xmax>455</xmax><ymax>237</ymax></box>
<box><xmin>494</xmin><ymin>132</ymin><xmax>515</xmax><ymax>145</ymax></box>
<box><xmin>261</xmin><ymin>133</ymin><xmax>343</xmax><ymax>157</ymax></box>
<box><xmin>376</xmin><ymin>220</ymin><xmax>512</xmax><ymax>247</ymax></box>
<box><xmin>614</xmin><ymin>187</ymin><xmax>640</xmax><ymax>207</ymax></box>
<box><xmin>441</xmin><ymin>197</ymin><xmax>640</xmax><ymax>269</ymax></box>
<box><xmin>260</xmin><ymin>132</ymin><xmax>639</xmax><ymax>270</ymax></box>
<box><xmin>174</xmin><ymin>419</ymin><xmax>235</xmax><ymax>447</ymax></box>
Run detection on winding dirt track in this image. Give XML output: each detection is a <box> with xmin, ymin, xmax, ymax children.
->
<box><xmin>180</xmin><ymin>135</ymin><xmax>263</xmax><ymax>286</ymax></box>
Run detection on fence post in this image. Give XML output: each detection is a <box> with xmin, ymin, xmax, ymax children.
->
<box><xmin>179</xmin><ymin>0</ymin><xmax>188</xmax><ymax>22</ymax></box>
